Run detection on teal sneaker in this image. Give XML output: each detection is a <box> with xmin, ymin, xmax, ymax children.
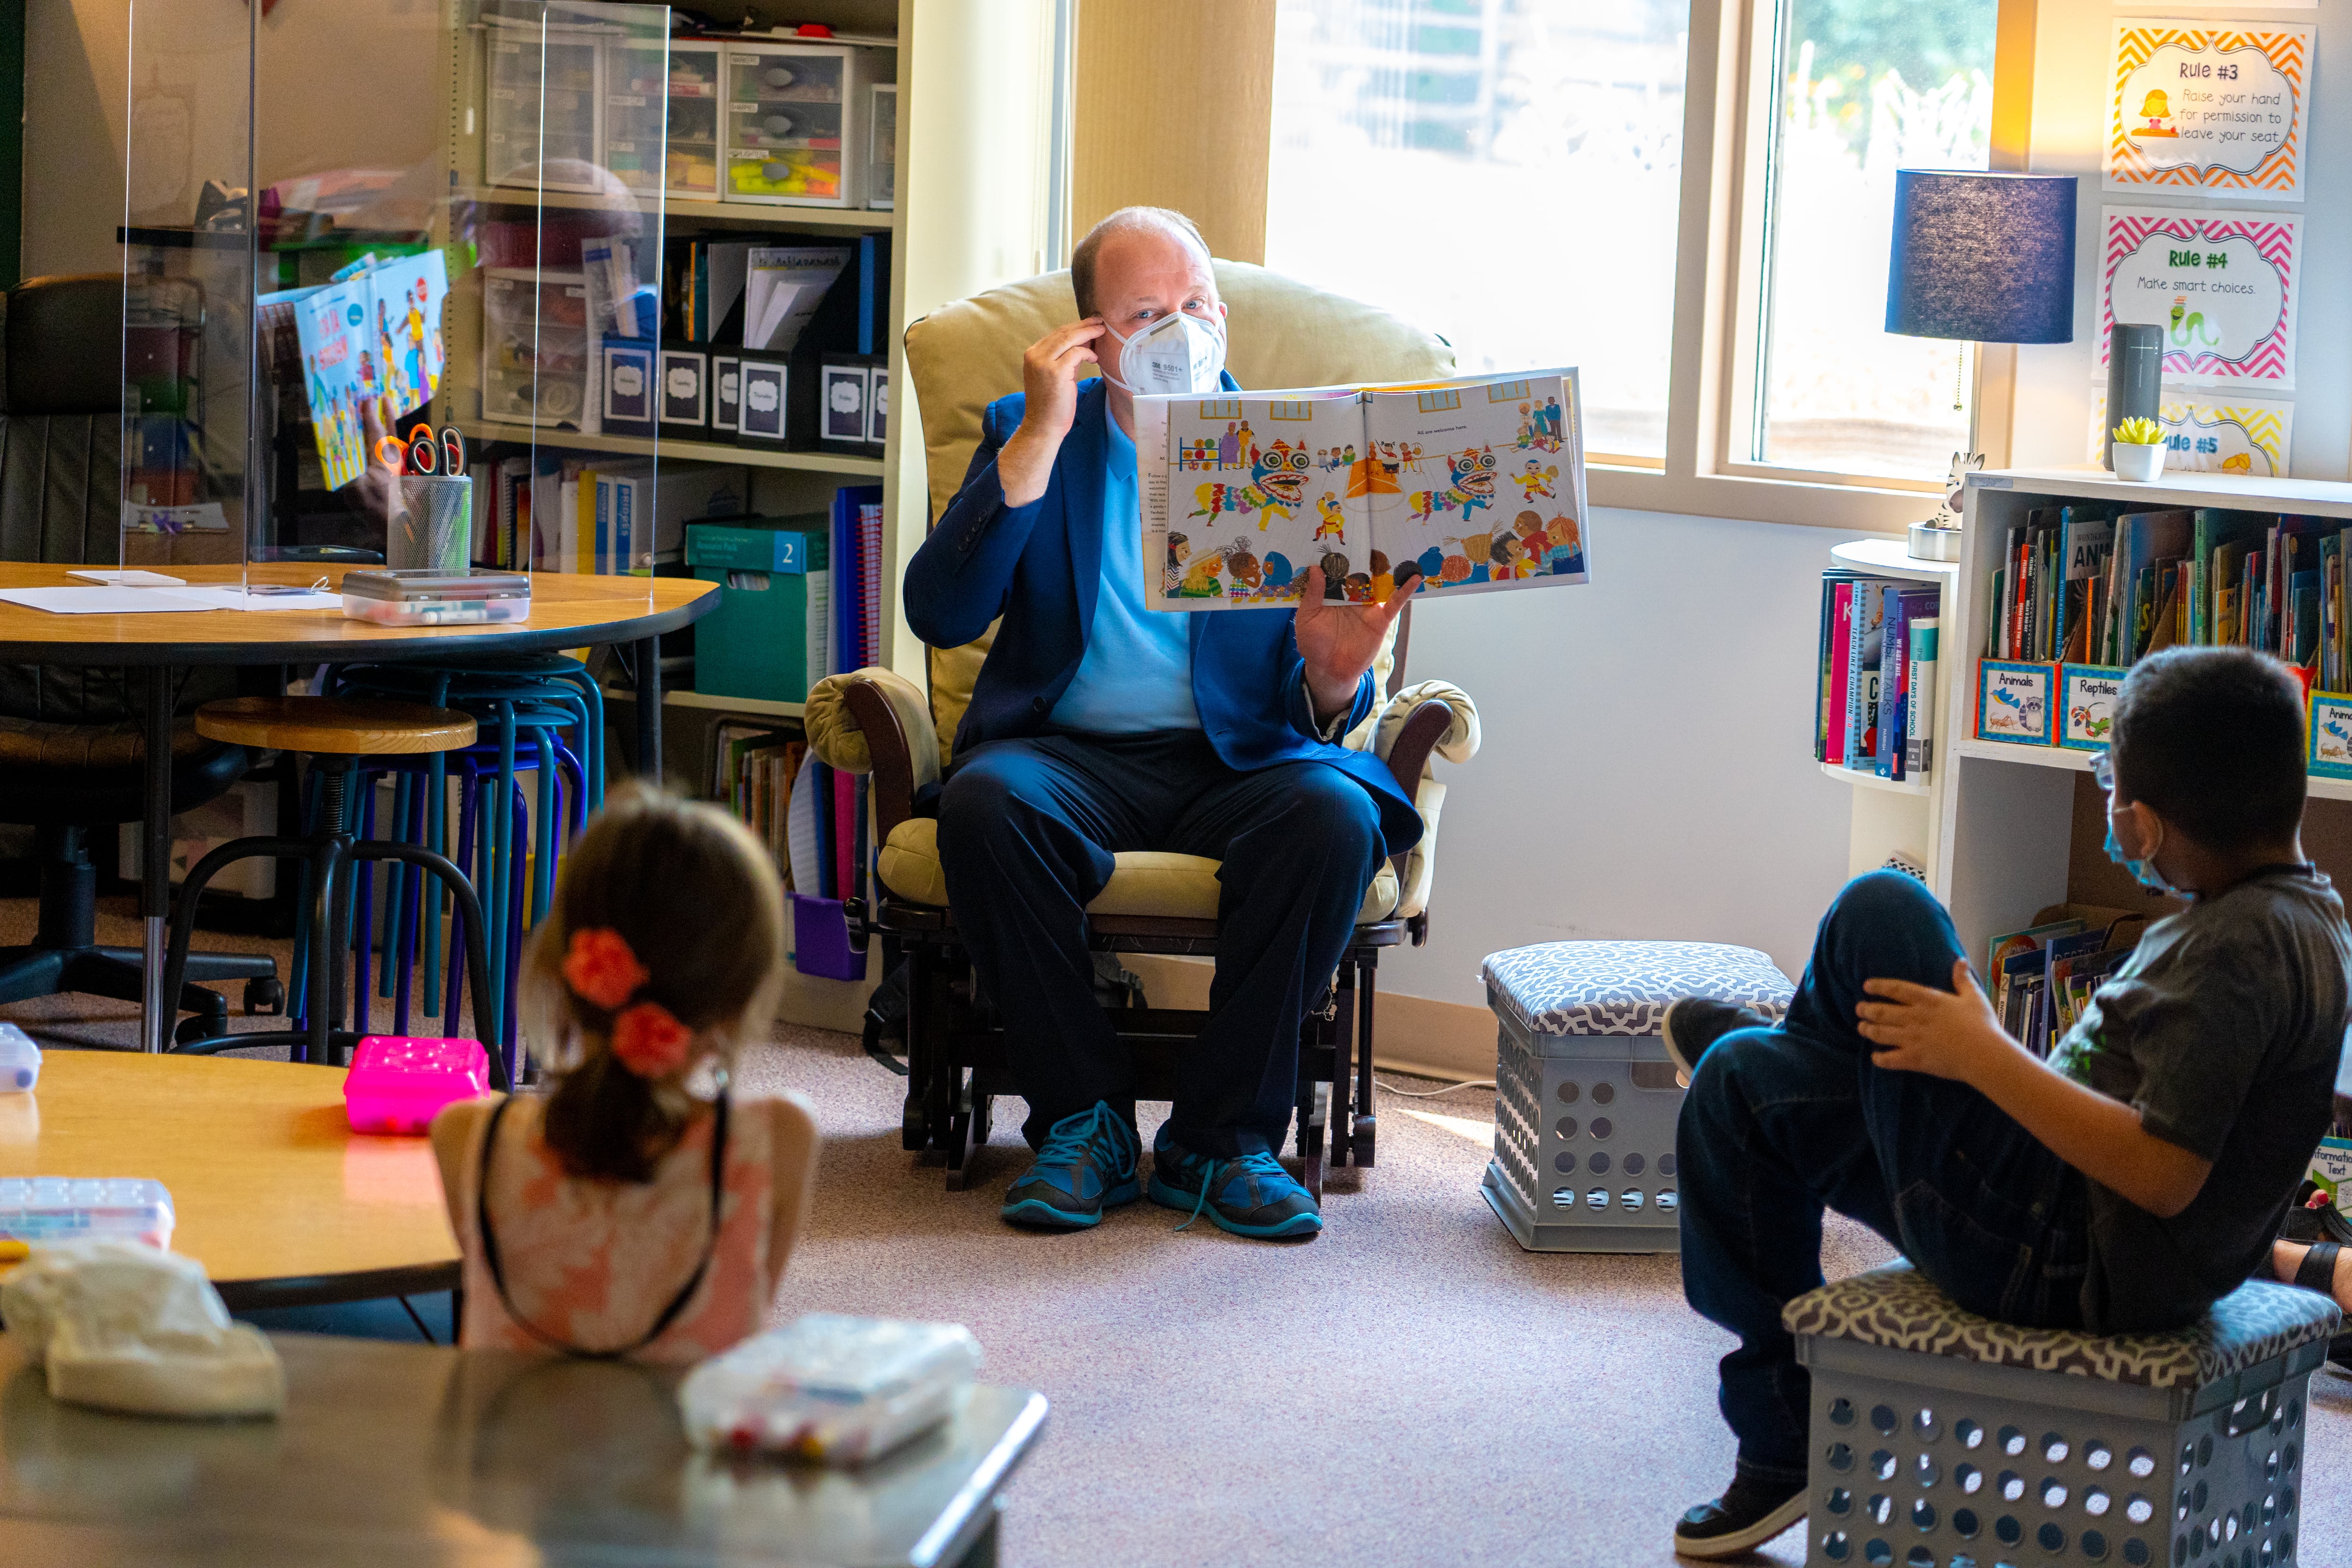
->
<box><xmin>1000</xmin><ymin>1101</ymin><xmax>1140</xmax><ymax>1229</ymax></box>
<box><xmin>1147</xmin><ymin>1130</ymin><xmax>1322</xmax><ymax>1240</ymax></box>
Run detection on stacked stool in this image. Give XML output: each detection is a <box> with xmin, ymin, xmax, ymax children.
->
<box><xmin>1479</xmin><ymin>939</ymin><xmax>1794</xmax><ymax>1252</ymax></box>
<box><xmin>160</xmin><ymin>696</ymin><xmax>504</xmax><ymax>1085</ymax></box>
<box><xmin>1787</xmin><ymin>1263</ymin><xmax>2340</xmax><ymax>1568</ymax></box>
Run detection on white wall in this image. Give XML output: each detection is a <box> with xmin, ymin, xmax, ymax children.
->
<box><xmin>2012</xmin><ymin>0</ymin><xmax>2350</xmax><ymax>480</ymax></box>
<box><xmin>1381</xmin><ymin>503</ymin><xmax>1856</xmax><ymax>1007</ymax></box>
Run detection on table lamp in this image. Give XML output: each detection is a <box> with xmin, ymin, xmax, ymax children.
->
<box><xmin>1885</xmin><ymin>169</ymin><xmax>2077</xmax><ymax>559</ymax></box>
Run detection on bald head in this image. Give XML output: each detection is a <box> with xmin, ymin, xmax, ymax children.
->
<box><xmin>1071</xmin><ymin>207</ymin><xmax>1214</xmax><ymax>319</ymax></box>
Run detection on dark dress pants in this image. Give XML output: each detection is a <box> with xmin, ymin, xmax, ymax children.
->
<box><xmin>934</xmin><ymin>728</ymin><xmax>1383</xmax><ymax>1158</ymax></box>
<box><xmin>1677</xmin><ymin>871</ymin><xmax>2092</xmax><ymax>1484</ymax></box>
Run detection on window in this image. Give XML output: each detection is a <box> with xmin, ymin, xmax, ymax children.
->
<box><xmin>1266</xmin><ymin>0</ymin><xmax>1692</xmax><ymax>466</ymax></box>
<box><xmin>1739</xmin><ymin>0</ymin><xmax>1999</xmax><ymax>481</ymax></box>
<box><xmin>1257</xmin><ymin>0</ymin><xmax>2029</xmax><ymax>524</ymax></box>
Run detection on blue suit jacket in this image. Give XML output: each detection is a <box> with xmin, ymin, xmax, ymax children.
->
<box><xmin>903</xmin><ymin>378</ymin><xmax>1422</xmax><ymax>856</ymax></box>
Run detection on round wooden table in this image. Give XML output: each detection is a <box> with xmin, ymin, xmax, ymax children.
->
<box><xmin>0</xmin><ymin>1052</ymin><xmax>458</xmax><ymax>1309</ymax></box>
<box><xmin>0</xmin><ymin>564</ymin><xmax>716</xmax><ymax>1053</ymax></box>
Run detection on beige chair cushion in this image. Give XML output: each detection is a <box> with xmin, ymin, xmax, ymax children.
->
<box><xmin>876</xmin><ymin>816</ymin><xmax>1399</xmax><ymax>926</ymax></box>
<box><xmin>901</xmin><ymin>261</ymin><xmax>1457</xmax><ymax>756</ymax></box>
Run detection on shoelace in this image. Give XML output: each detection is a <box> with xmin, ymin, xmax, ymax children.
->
<box><xmin>1037</xmin><ymin>1112</ymin><xmax>1130</xmax><ymax>1196</ymax></box>
<box><xmin>1174</xmin><ymin>1148</ymin><xmax>1287</xmax><ymax>1232</ymax></box>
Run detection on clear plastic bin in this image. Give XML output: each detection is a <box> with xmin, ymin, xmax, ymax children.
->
<box><xmin>678</xmin><ymin>1313</ymin><xmax>982</xmax><ymax>1463</ymax></box>
<box><xmin>0</xmin><ymin>1022</ymin><xmax>39</xmax><ymax>1091</ymax></box>
<box><xmin>663</xmin><ymin>39</ymin><xmax>723</xmax><ymax>199</ymax></box>
<box><xmin>866</xmin><ymin>83</ymin><xmax>897</xmax><ymax>210</ymax></box>
<box><xmin>0</xmin><ymin>1178</ymin><xmax>175</xmax><ymax>1250</ymax></box>
<box><xmin>721</xmin><ymin>43</ymin><xmax>855</xmax><ymax>205</ymax></box>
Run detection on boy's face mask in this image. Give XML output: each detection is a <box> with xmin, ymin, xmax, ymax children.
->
<box><xmin>2104</xmin><ymin>806</ymin><xmax>2175</xmax><ymax>895</ymax></box>
<box><xmin>1099</xmin><ymin>310</ymin><xmax>1226</xmax><ymax>397</ymax></box>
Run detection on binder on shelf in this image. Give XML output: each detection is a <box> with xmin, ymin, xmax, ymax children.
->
<box><xmin>1975</xmin><ymin>660</ymin><xmax>2056</xmax><ymax>747</ymax></box>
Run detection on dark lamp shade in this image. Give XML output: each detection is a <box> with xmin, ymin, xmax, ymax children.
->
<box><xmin>1885</xmin><ymin>170</ymin><xmax>2077</xmax><ymax>344</ymax></box>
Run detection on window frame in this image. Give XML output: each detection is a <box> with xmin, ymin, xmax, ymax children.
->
<box><xmin>1574</xmin><ymin>0</ymin><xmax>2035</xmax><ymax>531</ymax></box>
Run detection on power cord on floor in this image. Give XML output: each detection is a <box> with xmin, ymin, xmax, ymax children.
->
<box><xmin>1373</xmin><ymin>1077</ymin><xmax>1495</xmax><ymax>1098</ymax></box>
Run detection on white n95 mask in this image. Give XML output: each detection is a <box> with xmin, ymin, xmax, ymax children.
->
<box><xmin>1101</xmin><ymin>311</ymin><xmax>1226</xmax><ymax>397</ymax></box>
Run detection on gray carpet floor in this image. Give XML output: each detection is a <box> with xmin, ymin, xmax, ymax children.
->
<box><xmin>6</xmin><ymin>892</ymin><xmax>2349</xmax><ymax>1566</ymax></box>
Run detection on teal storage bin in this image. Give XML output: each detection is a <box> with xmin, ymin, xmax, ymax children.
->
<box><xmin>687</xmin><ymin>516</ymin><xmax>830</xmax><ymax>703</ymax></box>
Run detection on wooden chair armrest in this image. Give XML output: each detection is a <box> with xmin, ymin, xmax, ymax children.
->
<box><xmin>806</xmin><ymin>668</ymin><xmax>940</xmax><ymax>842</ymax></box>
<box><xmin>841</xmin><ymin>679</ymin><xmax>920</xmax><ymax>840</ymax></box>
<box><xmin>1382</xmin><ymin>700</ymin><xmax>1455</xmax><ymax>796</ymax></box>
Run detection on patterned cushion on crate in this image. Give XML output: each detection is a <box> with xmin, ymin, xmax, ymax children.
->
<box><xmin>1480</xmin><ymin>940</ymin><xmax>1795</xmax><ymax>1038</ymax></box>
<box><xmin>1784</xmin><ymin>1263</ymin><xmax>2343</xmax><ymax>1390</ymax></box>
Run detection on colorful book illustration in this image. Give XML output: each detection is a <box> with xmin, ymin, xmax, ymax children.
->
<box><xmin>263</xmin><ymin>250</ymin><xmax>450</xmax><ymax>493</ymax></box>
<box><xmin>1136</xmin><ymin>370</ymin><xmax>1587</xmax><ymax>609</ymax></box>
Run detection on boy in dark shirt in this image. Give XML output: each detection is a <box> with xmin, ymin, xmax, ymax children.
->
<box><xmin>1663</xmin><ymin>646</ymin><xmax>2352</xmax><ymax>1559</ymax></box>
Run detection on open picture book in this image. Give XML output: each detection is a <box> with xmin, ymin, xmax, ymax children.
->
<box><xmin>1136</xmin><ymin>369</ymin><xmax>1589</xmax><ymax>611</ymax></box>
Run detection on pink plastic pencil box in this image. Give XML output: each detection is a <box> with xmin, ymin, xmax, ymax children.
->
<box><xmin>343</xmin><ymin>1035</ymin><xmax>492</xmax><ymax>1135</ymax></box>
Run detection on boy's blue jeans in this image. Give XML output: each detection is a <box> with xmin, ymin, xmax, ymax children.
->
<box><xmin>1678</xmin><ymin>871</ymin><xmax>2091</xmax><ymax>1485</ymax></box>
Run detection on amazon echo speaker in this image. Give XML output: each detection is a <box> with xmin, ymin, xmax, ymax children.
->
<box><xmin>2103</xmin><ymin>323</ymin><xmax>2161</xmax><ymax>471</ymax></box>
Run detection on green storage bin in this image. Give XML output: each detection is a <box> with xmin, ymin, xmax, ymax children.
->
<box><xmin>687</xmin><ymin>516</ymin><xmax>830</xmax><ymax>703</ymax></box>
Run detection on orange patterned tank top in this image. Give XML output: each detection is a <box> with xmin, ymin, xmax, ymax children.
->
<box><xmin>455</xmin><ymin>1090</ymin><xmax>778</xmax><ymax>1363</ymax></box>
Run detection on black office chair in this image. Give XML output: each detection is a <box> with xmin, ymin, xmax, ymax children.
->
<box><xmin>0</xmin><ymin>274</ymin><xmax>277</xmax><ymax>1034</ymax></box>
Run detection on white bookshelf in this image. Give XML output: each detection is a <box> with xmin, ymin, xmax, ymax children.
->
<box><xmin>1935</xmin><ymin>466</ymin><xmax>2352</xmax><ymax>963</ymax></box>
<box><xmin>1824</xmin><ymin>538</ymin><xmax>1959</xmax><ymax>876</ymax></box>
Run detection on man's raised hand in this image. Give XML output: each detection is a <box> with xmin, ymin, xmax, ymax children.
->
<box><xmin>999</xmin><ymin>318</ymin><xmax>1108</xmax><ymax>507</ymax></box>
<box><xmin>1295</xmin><ymin>564</ymin><xmax>1415</xmax><ymax>729</ymax></box>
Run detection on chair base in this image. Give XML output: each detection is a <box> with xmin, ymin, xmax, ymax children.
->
<box><xmin>0</xmin><ymin>943</ymin><xmax>274</xmax><ymax>1020</ymax></box>
<box><xmin>867</xmin><ymin>897</ymin><xmax>1394</xmax><ymax>1201</ymax></box>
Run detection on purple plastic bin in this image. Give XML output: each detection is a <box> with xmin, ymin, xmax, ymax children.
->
<box><xmin>790</xmin><ymin>893</ymin><xmax>864</xmax><ymax>981</ymax></box>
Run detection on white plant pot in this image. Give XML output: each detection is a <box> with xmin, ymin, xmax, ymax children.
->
<box><xmin>2114</xmin><ymin>442</ymin><xmax>2166</xmax><ymax>482</ymax></box>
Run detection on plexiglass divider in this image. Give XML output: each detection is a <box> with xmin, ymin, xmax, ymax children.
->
<box><xmin>121</xmin><ymin>0</ymin><xmax>668</xmax><ymax>602</ymax></box>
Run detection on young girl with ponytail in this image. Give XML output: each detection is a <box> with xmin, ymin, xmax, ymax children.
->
<box><xmin>429</xmin><ymin>785</ymin><xmax>819</xmax><ymax>1362</ymax></box>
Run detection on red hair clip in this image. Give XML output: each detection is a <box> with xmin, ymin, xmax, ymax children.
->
<box><xmin>611</xmin><ymin>1001</ymin><xmax>694</xmax><ymax>1079</ymax></box>
<box><xmin>562</xmin><ymin>927</ymin><xmax>650</xmax><ymax>1012</ymax></box>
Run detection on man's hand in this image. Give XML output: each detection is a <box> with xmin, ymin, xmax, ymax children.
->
<box><xmin>998</xmin><ymin>318</ymin><xmax>1108</xmax><ymax>508</ymax></box>
<box><xmin>1295</xmin><ymin>564</ymin><xmax>1414</xmax><ymax>729</ymax></box>
<box><xmin>1856</xmin><ymin>958</ymin><xmax>2017</xmax><ymax>1087</ymax></box>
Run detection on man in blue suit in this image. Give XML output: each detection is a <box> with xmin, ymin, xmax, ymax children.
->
<box><xmin>905</xmin><ymin>208</ymin><xmax>1423</xmax><ymax>1241</ymax></box>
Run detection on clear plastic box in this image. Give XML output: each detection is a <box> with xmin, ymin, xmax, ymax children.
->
<box><xmin>0</xmin><ymin>1022</ymin><xmax>39</xmax><ymax>1091</ymax></box>
<box><xmin>0</xmin><ymin>1178</ymin><xmax>176</xmax><ymax>1250</ymax></box>
<box><xmin>678</xmin><ymin>1313</ymin><xmax>981</xmax><ymax>1463</ymax></box>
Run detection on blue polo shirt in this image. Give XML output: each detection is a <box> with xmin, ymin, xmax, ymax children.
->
<box><xmin>1049</xmin><ymin>414</ymin><xmax>1200</xmax><ymax>734</ymax></box>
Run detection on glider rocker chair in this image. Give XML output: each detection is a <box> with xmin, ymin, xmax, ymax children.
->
<box><xmin>804</xmin><ymin>263</ymin><xmax>1481</xmax><ymax>1197</ymax></box>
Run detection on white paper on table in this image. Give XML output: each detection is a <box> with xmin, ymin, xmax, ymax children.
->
<box><xmin>0</xmin><ymin>587</ymin><xmax>212</xmax><ymax>614</ymax></box>
<box><xmin>165</xmin><ymin>586</ymin><xmax>345</xmax><ymax>613</ymax></box>
<box><xmin>67</xmin><ymin>569</ymin><xmax>185</xmax><ymax>587</ymax></box>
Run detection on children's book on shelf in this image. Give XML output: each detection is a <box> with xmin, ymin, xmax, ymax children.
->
<box><xmin>1814</xmin><ymin>572</ymin><xmax>1941</xmax><ymax>780</ymax></box>
<box><xmin>1133</xmin><ymin>371</ymin><xmax>1587</xmax><ymax>610</ymax></box>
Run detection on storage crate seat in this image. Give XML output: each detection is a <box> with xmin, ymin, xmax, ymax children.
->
<box><xmin>1787</xmin><ymin>1263</ymin><xmax>2342</xmax><ymax>1568</ymax></box>
<box><xmin>1478</xmin><ymin>939</ymin><xmax>1794</xmax><ymax>1253</ymax></box>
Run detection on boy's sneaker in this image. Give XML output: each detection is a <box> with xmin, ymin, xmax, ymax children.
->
<box><xmin>1147</xmin><ymin>1131</ymin><xmax>1322</xmax><ymax>1240</ymax></box>
<box><xmin>1672</xmin><ymin>1473</ymin><xmax>1808</xmax><ymax>1558</ymax></box>
<box><xmin>1661</xmin><ymin>996</ymin><xmax>1772</xmax><ymax>1083</ymax></box>
<box><xmin>1000</xmin><ymin>1101</ymin><xmax>1140</xmax><ymax>1229</ymax></box>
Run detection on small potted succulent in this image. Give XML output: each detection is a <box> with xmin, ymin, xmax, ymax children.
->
<box><xmin>2111</xmin><ymin>416</ymin><xmax>2167</xmax><ymax>482</ymax></box>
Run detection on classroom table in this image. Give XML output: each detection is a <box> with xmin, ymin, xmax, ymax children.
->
<box><xmin>0</xmin><ymin>1052</ymin><xmax>458</xmax><ymax>1309</ymax></box>
<box><xmin>0</xmin><ymin>564</ymin><xmax>716</xmax><ymax>1055</ymax></box>
<box><xmin>0</xmin><ymin>1331</ymin><xmax>1047</xmax><ymax>1568</ymax></box>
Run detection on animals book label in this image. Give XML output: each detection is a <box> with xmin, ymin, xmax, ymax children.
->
<box><xmin>2058</xmin><ymin>664</ymin><xmax>2127</xmax><ymax>751</ymax></box>
<box><xmin>2098</xmin><ymin>208</ymin><xmax>2296</xmax><ymax>389</ymax></box>
<box><xmin>2307</xmin><ymin>692</ymin><xmax>2352</xmax><ymax>779</ymax></box>
<box><xmin>1977</xmin><ymin>660</ymin><xmax>2055</xmax><ymax>746</ymax></box>
<box><xmin>1134</xmin><ymin>369</ymin><xmax>1588</xmax><ymax>609</ymax></box>
<box><xmin>2106</xmin><ymin>24</ymin><xmax>2309</xmax><ymax>200</ymax></box>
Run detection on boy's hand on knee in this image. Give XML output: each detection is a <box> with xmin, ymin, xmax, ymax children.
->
<box><xmin>1857</xmin><ymin>959</ymin><xmax>2016</xmax><ymax>1084</ymax></box>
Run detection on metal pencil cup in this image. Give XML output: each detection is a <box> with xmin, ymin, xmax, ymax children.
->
<box><xmin>389</xmin><ymin>475</ymin><xmax>473</xmax><ymax>573</ymax></box>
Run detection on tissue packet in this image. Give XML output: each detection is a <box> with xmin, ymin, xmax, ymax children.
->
<box><xmin>678</xmin><ymin>1313</ymin><xmax>980</xmax><ymax>1463</ymax></box>
<box><xmin>0</xmin><ymin>1240</ymin><xmax>284</xmax><ymax>1418</ymax></box>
